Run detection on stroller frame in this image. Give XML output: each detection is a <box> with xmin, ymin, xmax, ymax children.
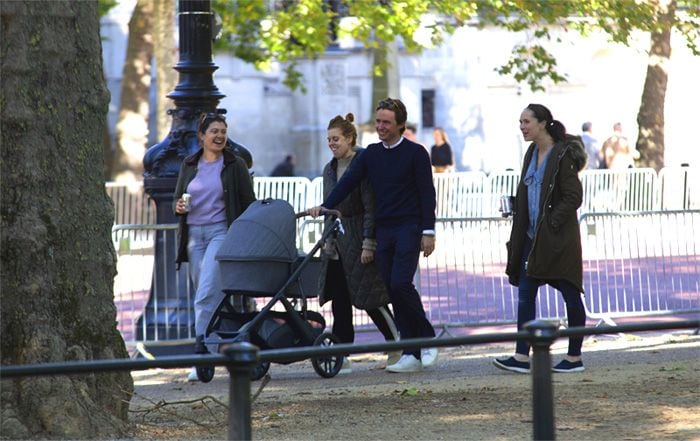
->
<box><xmin>196</xmin><ymin>209</ymin><xmax>344</xmax><ymax>382</ymax></box>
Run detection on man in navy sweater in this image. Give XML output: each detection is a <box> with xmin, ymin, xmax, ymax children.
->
<box><xmin>310</xmin><ymin>98</ymin><xmax>437</xmax><ymax>373</ymax></box>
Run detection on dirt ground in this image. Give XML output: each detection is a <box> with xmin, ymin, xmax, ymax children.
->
<box><xmin>126</xmin><ymin>331</ymin><xmax>700</xmax><ymax>440</ymax></box>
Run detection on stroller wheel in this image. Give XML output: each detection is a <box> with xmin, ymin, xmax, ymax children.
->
<box><xmin>196</xmin><ymin>365</ymin><xmax>215</xmax><ymax>383</ymax></box>
<box><xmin>311</xmin><ymin>332</ymin><xmax>342</xmax><ymax>378</ymax></box>
<box><xmin>250</xmin><ymin>362</ymin><xmax>271</xmax><ymax>381</ymax></box>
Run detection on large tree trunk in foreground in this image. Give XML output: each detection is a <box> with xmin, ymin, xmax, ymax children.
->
<box><xmin>635</xmin><ymin>0</ymin><xmax>675</xmax><ymax>171</ymax></box>
<box><xmin>112</xmin><ymin>0</ymin><xmax>154</xmax><ymax>181</ymax></box>
<box><xmin>0</xmin><ymin>1</ymin><xmax>133</xmax><ymax>438</ymax></box>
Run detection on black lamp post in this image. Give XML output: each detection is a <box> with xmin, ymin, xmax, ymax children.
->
<box><xmin>139</xmin><ymin>0</ymin><xmax>248</xmax><ymax>347</ymax></box>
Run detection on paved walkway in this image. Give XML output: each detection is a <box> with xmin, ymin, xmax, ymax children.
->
<box><xmin>130</xmin><ymin>327</ymin><xmax>700</xmax><ymax>404</ymax></box>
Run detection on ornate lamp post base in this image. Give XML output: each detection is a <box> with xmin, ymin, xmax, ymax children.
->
<box><xmin>138</xmin><ymin>0</ymin><xmax>225</xmax><ymax>350</ymax></box>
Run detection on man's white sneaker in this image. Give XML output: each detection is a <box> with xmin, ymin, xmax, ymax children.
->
<box><xmin>338</xmin><ymin>357</ymin><xmax>353</xmax><ymax>375</ymax></box>
<box><xmin>386</xmin><ymin>350</ymin><xmax>402</xmax><ymax>367</ymax></box>
<box><xmin>421</xmin><ymin>348</ymin><xmax>438</xmax><ymax>368</ymax></box>
<box><xmin>187</xmin><ymin>367</ymin><xmax>199</xmax><ymax>382</ymax></box>
<box><xmin>386</xmin><ymin>354</ymin><xmax>423</xmax><ymax>373</ymax></box>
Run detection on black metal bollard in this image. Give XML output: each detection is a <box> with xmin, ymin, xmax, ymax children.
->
<box><xmin>524</xmin><ymin>320</ymin><xmax>559</xmax><ymax>441</ymax></box>
<box><xmin>224</xmin><ymin>342</ymin><xmax>259</xmax><ymax>441</ymax></box>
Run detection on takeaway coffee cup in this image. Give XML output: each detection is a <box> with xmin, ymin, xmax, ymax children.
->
<box><xmin>500</xmin><ymin>195</ymin><xmax>514</xmax><ymax>218</ymax></box>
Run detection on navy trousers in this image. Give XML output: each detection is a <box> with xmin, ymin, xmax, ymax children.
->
<box><xmin>375</xmin><ymin>222</ymin><xmax>435</xmax><ymax>359</ymax></box>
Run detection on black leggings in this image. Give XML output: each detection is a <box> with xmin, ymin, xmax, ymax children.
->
<box><xmin>327</xmin><ymin>259</ymin><xmax>397</xmax><ymax>344</ymax></box>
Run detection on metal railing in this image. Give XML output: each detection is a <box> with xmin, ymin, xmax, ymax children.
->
<box><xmin>106</xmin><ymin>181</ymin><xmax>156</xmax><ymax>225</ymax></box>
<box><xmin>112</xmin><ymin>224</ymin><xmax>195</xmax><ymax>348</ymax></box>
<box><xmin>2</xmin><ymin>319</ymin><xmax>698</xmax><ymax>441</ymax></box>
<box><xmin>107</xmin><ymin>167</ymin><xmax>699</xmax><ymax>349</ymax></box>
<box><xmin>579</xmin><ymin>168</ymin><xmax>658</xmax><ymax>213</ymax></box>
<box><xmin>579</xmin><ymin>210</ymin><xmax>700</xmax><ymax>324</ymax></box>
<box><xmin>658</xmin><ymin>166</ymin><xmax>699</xmax><ymax>210</ymax></box>
<box><xmin>105</xmin><ymin>167</ymin><xmax>699</xmax><ymax>226</ymax></box>
<box><xmin>114</xmin><ymin>210</ymin><xmax>699</xmax><ymax>351</ymax></box>
<box><xmin>297</xmin><ymin>216</ymin><xmax>560</xmax><ymax>331</ymax></box>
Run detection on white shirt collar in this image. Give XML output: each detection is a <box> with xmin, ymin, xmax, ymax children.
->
<box><xmin>383</xmin><ymin>136</ymin><xmax>404</xmax><ymax>149</ymax></box>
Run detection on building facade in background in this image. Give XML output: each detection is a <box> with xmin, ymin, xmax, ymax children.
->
<box><xmin>101</xmin><ymin>2</ymin><xmax>700</xmax><ymax>178</ymax></box>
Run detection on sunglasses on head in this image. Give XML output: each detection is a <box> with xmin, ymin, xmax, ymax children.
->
<box><xmin>199</xmin><ymin>112</ymin><xmax>226</xmax><ymax>125</ymax></box>
<box><xmin>378</xmin><ymin>99</ymin><xmax>400</xmax><ymax>111</ymax></box>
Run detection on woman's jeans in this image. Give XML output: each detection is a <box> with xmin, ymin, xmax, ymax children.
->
<box><xmin>187</xmin><ymin>222</ymin><xmax>228</xmax><ymax>340</ymax></box>
<box><xmin>516</xmin><ymin>236</ymin><xmax>586</xmax><ymax>357</ymax></box>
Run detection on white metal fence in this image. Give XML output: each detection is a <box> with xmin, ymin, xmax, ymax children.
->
<box><xmin>106</xmin><ymin>181</ymin><xmax>157</xmax><ymax>225</ymax></box>
<box><xmin>112</xmin><ymin>224</ymin><xmax>195</xmax><ymax>347</ymax></box>
<box><xmin>112</xmin><ymin>212</ymin><xmax>700</xmax><ymax>348</ymax></box>
<box><xmin>108</xmin><ymin>167</ymin><xmax>700</xmax><ymax>347</ymax></box>
<box><xmin>579</xmin><ymin>210</ymin><xmax>700</xmax><ymax>324</ymax></box>
<box><xmin>106</xmin><ymin>167</ymin><xmax>699</xmax><ymax>226</ymax></box>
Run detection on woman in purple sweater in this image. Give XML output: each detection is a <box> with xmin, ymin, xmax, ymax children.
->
<box><xmin>173</xmin><ymin>113</ymin><xmax>256</xmax><ymax>381</ymax></box>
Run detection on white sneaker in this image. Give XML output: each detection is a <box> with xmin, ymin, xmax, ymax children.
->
<box><xmin>421</xmin><ymin>348</ymin><xmax>438</xmax><ymax>368</ymax></box>
<box><xmin>338</xmin><ymin>357</ymin><xmax>353</xmax><ymax>375</ymax></box>
<box><xmin>386</xmin><ymin>350</ymin><xmax>402</xmax><ymax>367</ymax></box>
<box><xmin>386</xmin><ymin>354</ymin><xmax>423</xmax><ymax>373</ymax></box>
<box><xmin>187</xmin><ymin>367</ymin><xmax>199</xmax><ymax>382</ymax></box>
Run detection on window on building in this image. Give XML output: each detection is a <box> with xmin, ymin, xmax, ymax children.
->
<box><xmin>421</xmin><ymin>89</ymin><xmax>435</xmax><ymax>128</ymax></box>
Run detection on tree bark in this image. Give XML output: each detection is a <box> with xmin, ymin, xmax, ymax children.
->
<box><xmin>370</xmin><ymin>40</ymin><xmax>400</xmax><ymax>122</ymax></box>
<box><xmin>153</xmin><ymin>0</ymin><xmax>177</xmax><ymax>142</ymax></box>
<box><xmin>635</xmin><ymin>0</ymin><xmax>675</xmax><ymax>171</ymax></box>
<box><xmin>112</xmin><ymin>0</ymin><xmax>154</xmax><ymax>181</ymax></box>
<box><xmin>0</xmin><ymin>1</ymin><xmax>133</xmax><ymax>438</ymax></box>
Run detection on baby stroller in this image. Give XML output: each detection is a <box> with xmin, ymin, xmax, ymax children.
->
<box><xmin>195</xmin><ymin>199</ymin><xmax>344</xmax><ymax>382</ymax></box>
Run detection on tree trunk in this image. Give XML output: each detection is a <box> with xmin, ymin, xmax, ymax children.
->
<box><xmin>154</xmin><ymin>0</ymin><xmax>177</xmax><ymax>142</ymax></box>
<box><xmin>112</xmin><ymin>0</ymin><xmax>154</xmax><ymax>181</ymax></box>
<box><xmin>0</xmin><ymin>1</ymin><xmax>133</xmax><ymax>438</ymax></box>
<box><xmin>103</xmin><ymin>121</ymin><xmax>114</xmax><ymax>180</ymax></box>
<box><xmin>635</xmin><ymin>0</ymin><xmax>675</xmax><ymax>171</ymax></box>
<box><xmin>370</xmin><ymin>40</ymin><xmax>400</xmax><ymax>121</ymax></box>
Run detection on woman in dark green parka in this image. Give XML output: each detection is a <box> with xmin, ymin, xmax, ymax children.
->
<box><xmin>494</xmin><ymin>104</ymin><xmax>588</xmax><ymax>375</ymax></box>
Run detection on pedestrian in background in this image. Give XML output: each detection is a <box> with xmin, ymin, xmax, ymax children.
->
<box><xmin>309</xmin><ymin>98</ymin><xmax>438</xmax><ymax>373</ymax></box>
<box><xmin>404</xmin><ymin>123</ymin><xmax>419</xmax><ymax>144</ymax></box>
<box><xmin>493</xmin><ymin>103</ymin><xmax>588</xmax><ymax>374</ymax></box>
<box><xmin>602</xmin><ymin>122</ymin><xmax>638</xmax><ymax>169</ymax></box>
<box><xmin>173</xmin><ymin>113</ymin><xmax>256</xmax><ymax>381</ymax></box>
<box><xmin>581</xmin><ymin>121</ymin><xmax>602</xmax><ymax>170</ymax></box>
<box><xmin>270</xmin><ymin>154</ymin><xmax>296</xmax><ymax>176</ymax></box>
<box><xmin>430</xmin><ymin>127</ymin><xmax>454</xmax><ymax>173</ymax></box>
<box><xmin>318</xmin><ymin>113</ymin><xmax>401</xmax><ymax>373</ymax></box>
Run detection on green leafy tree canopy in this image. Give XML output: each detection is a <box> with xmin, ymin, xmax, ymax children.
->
<box><xmin>212</xmin><ymin>0</ymin><xmax>699</xmax><ymax>91</ymax></box>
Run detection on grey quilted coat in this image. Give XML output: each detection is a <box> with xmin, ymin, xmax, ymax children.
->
<box><xmin>317</xmin><ymin>147</ymin><xmax>391</xmax><ymax>310</ymax></box>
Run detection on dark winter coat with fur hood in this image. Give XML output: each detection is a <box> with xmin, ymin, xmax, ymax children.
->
<box><xmin>505</xmin><ymin>135</ymin><xmax>588</xmax><ymax>292</ymax></box>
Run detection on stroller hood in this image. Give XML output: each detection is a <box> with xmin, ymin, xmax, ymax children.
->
<box><xmin>216</xmin><ymin>199</ymin><xmax>297</xmax><ymax>263</ymax></box>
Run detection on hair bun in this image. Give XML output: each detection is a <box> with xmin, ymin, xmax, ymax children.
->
<box><xmin>345</xmin><ymin>113</ymin><xmax>355</xmax><ymax>123</ymax></box>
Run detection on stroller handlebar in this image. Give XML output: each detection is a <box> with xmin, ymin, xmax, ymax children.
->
<box><xmin>296</xmin><ymin>208</ymin><xmax>342</xmax><ymax>219</ymax></box>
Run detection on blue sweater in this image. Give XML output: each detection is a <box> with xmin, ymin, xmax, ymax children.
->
<box><xmin>324</xmin><ymin>138</ymin><xmax>436</xmax><ymax>230</ymax></box>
